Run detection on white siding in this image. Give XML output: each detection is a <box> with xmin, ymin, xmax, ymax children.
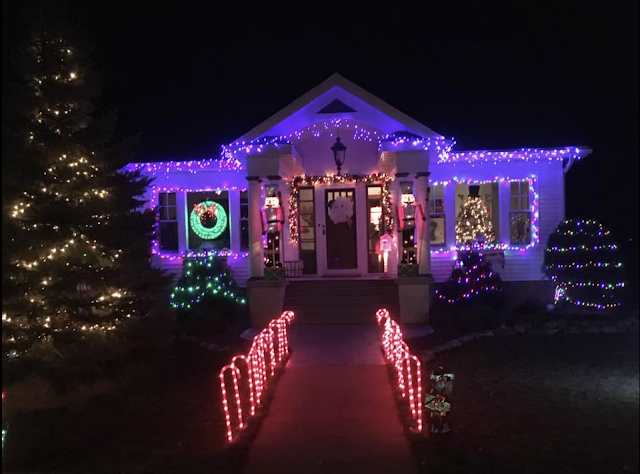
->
<box><xmin>430</xmin><ymin>160</ymin><xmax>565</xmax><ymax>282</ymax></box>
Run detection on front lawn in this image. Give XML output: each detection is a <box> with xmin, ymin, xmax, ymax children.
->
<box><xmin>410</xmin><ymin>333</ymin><xmax>639</xmax><ymax>474</ymax></box>
<box><xmin>3</xmin><ymin>341</ymin><xmax>249</xmax><ymax>474</ymax></box>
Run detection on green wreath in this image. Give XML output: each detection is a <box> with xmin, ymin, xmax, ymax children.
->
<box><xmin>190</xmin><ymin>200</ymin><xmax>228</xmax><ymax>240</ymax></box>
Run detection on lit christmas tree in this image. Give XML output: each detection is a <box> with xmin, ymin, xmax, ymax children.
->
<box><xmin>171</xmin><ymin>256</ymin><xmax>246</xmax><ymax>318</ymax></box>
<box><xmin>2</xmin><ymin>9</ymin><xmax>168</xmax><ymax>373</ymax></box>
<box><xmin>455</xmin><ymin>185</ymin><xmax>495</xmax><ymax>246</ymax></box>
<box><xmin>436</xmin><ymin>251</ymin><xmax>503</xmax><ymax>306</ymax></box>
<box><xmin>544</xmin><ymin>219</ymin><xmax>625</xmax><ymax>310</ymax></box>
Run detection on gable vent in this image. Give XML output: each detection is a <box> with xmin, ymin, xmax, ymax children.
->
<box><xmin>317</xmin><ymin>99</ymin><xmax>356</xmax><ymax>114</ymax></box>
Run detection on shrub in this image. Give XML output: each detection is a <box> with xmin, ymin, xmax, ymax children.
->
<box><xmin>170</xmin><ymin>256</ymin><xmax>247</xmax><ymax>336</ymax></box>
<box><xmin>436</xmin><ymin>250</ymin><xmax>504</xmax><ymax>309</ymax></box>
<box><xmin>544</xmin><ymin>219</ymin><xmax>625</xmax><ymax>311</ymax></box>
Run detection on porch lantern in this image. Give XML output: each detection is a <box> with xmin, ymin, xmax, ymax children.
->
<box><xmin>330</xmin><ymin>136</ymin><xmax>347</xmax><ymax>174</ymax></box>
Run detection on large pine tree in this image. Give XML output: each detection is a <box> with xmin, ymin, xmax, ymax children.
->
<box><xmin>2</xmin><ymin>7</ymin><xmax>168</xmax><ymax>378</ymax></box>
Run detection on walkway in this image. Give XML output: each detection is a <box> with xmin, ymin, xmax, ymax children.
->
<box><xmin>243</xmin><ymin>325</ymin><xmax>418</xmax><ymax>474</ymax></box>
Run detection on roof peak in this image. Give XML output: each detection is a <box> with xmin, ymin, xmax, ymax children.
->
<box><xmin>236</xmin><ymin>73</ymin><xmax>443</xmax><ymax>143</ymax></box>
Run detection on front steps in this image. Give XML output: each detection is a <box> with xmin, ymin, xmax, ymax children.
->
<box><xmin>284</xmin><ymin>280</ymin><xmax>399</xmax><ymax>324</ymax></box>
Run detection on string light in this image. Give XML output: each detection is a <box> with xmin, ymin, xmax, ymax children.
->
<box><xmin>441</xmin><ymin>147</ymin><xmax>589</xmax><ymax>165</ymax></box>
<box><xmin>169</xmin><ymin>257</ymin><xmax>246</xmax><ymax>310</ymax></box>
<box><xmin>189</xmin><ymin>201</ymin><xmax>228</xmax><ymax>240</ymax></box>
<box><xmin>376</xmin><ymin>308</ymin><xmax>423</xmax><ymax>433</ymax></box>
<box><xmin>430</xmin><ymin>176</ymin><xmax>540</xmax><ymax>254</ymax></box>
<box><xmin>125</xmin><ymin>158</ymin><xmax>244</xmax><ymax>175</ymax></box>
<box><xmin>435</xmin><ymin>251</ymin><xmax>503</xmax><ymax>304</ymax></box>
<box><xmin>545</xmin><ymin>219</ymin><xmax>625</xmax><ymax>310</ymax></box>
<box><xmin>286</xmin><ymin>173</ymin><xmax>394</xmax><ymax>243</ymax></box>
<box><xmin>148</xmin><ymin>186</ymin><xmax>247</xmax><ymax>260</ymax></box>
<box><xmin>222</xmin><ymin>119</ymin><xmax>452</xmax><ymax>162</ymax></box>
<box><xmin>219</xmin><ymin>311</ymin><xmax>295</xmax><ymax>442</ymax></box>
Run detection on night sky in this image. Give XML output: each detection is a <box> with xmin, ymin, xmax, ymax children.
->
<box><xmin>3</xmin><ymin>1</ymin><xmax>639</xmax><ymax>288</ymax></box>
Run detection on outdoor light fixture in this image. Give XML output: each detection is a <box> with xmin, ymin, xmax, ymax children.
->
<box><xmin>330</xmin><ymin>136</ymin><xmax>347</xmax><ymax>174</ymax></box>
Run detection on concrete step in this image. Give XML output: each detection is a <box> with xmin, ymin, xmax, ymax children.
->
<box><xmin>284</xmin><ymin>295</ymin><xmax>399</xmax><ymax>306</ymax></box>
<box><xmin>284</xmin><ymin>279</ymin><xmax>399</xmax><ymax>324</ymax></box>
<box><xmin>286</xmin><ymin>280</ymin><xmax>396</xmax><ymax>289</ymax></box>
<box><xmin>286</xmin><ymin>310</ymin><xmax>386</xmax><ymax>324</ymax></box>
<box><xmin>285</xmin><ymin>287</ymin><xmax>398</xmax><ymax>298</ymax></box>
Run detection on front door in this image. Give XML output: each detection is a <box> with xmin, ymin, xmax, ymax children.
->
<box><xmin>324</xmin><ymin>188</ymin><xmax>357</xmax><ymax>270</ymax></box>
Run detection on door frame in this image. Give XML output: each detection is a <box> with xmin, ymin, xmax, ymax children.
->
<box><xmin>315</xmin><ymin>183</ymin><xmax>368</xmax><ymax>277</ymax></box>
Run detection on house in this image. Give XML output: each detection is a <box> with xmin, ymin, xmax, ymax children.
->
<box><xmin>126</xmin><ymin>74</ymin><xmax>591</xmax><ymax>324</ymax></box>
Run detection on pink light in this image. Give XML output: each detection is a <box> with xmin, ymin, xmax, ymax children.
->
<box><xmin>376</xmin><ymin>308</ymin><xmax>423</xmax><ymax>433</ymax></box>
<box><xmin>219</xmin><ymin>311</ymin><xmax>295</xmax><ymax>442</ymax></box>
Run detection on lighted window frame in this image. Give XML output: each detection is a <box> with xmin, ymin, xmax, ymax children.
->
<box><xmin>158</xmin><ymin>192</ymin><xmax>179</xmax><ymax>251</ymax></box>
<box><xmin>509</xmin><ymin>181</ymin><xmax>532</xmax><ymax>245</ymax></box>
<box><xmin>428</xmin><ymin>184</ymin><xmax>446</xmax><ymax>247</ymax></box>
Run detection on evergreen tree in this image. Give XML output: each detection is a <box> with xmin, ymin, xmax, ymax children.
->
<box><xmin>455</xmin><ymin>186</ymin><xmax>495</xmax><ymax>246</ymax></box>
<box><xmin>170</xmin><ymin>256</ymin><xmax>246</xmax><ymax>337</ymax></box>
<box><xmin>170</xmin><ymin>256</ymin><xmax>246</xmax><ymax>314</ymax></box>
<box><xmin>2</xmin><ymin>6</ymin><xmax>169</xmax><ymax>377</ymax></box>
<box><xmin>436</xmin><ymin>251</ymin><xmax>503</xmax><ymax>307</ymax></box>
<box><xmin>544</xmin><ymin>219</ymin><xmax>625</xmax><ymax>310</ymax></box>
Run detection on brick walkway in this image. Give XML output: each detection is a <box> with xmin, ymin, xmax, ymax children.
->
<box><xmin>243</xmin><ymin>325</ymin><xmax>418</xmax><ymax>474</ymax></box>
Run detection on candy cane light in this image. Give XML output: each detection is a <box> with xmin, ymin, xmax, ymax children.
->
<box><xmin>219</xmin><ymin>310</ymin><xmax>295</xmax><ymax>442</ymax></box>
<box><xmin>376</xmin><ymin>308</ymin><xmax>423</xmax><ymax>433</ymax></box>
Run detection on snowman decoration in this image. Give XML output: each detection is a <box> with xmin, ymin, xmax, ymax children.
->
<box><xmin>328</xmin><ymin>196</ymin><xmax>354</xmax><ymax>226</ymax></box>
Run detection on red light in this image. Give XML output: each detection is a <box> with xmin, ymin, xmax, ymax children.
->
<box><xmin>219</xmin><ymin>311</ymin><xmax>295</xmax><ymax>442</ymax></box>
<box><xmin>376</xmin><ymin>308</ymin><xmax>423</xmax><ymax>432</ymax></box>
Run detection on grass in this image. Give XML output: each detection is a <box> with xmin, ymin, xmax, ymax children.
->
<box><xmin>407</xmin><ymin>333</ymin><xmax>639</xmax><ymax>474</ymax></box>
<box><xmin>2</xmin><ymin>340</ymin><xmax>252</xmax><ymax>474</ymax></box>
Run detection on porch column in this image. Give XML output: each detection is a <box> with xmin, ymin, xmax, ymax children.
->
<box><xmin>247</xmin><ymin>176</ymin><xmax>264</xmax><ymax>279</ymax></box>
<box><xmin>416</xmin><ymin>172</ymin><xmax>432</xmax><ymax>276</ymax></box>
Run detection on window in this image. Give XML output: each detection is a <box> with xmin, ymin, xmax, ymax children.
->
<box><xmin>429</xmin><ymin>185</ymin><xmax>446</xmax><ymax>247</ymax></box>
<box><xmin>454</xmin><ymin>183</ymin><xmax>500</xmax><ymax>245</ymax></box>
<box><xmin>158</xmin><ymin>192</ymin><xmax>179</xmax><ymax>251</ymax></box>
<box><xmin>187</xmin><ymin>191</ymin><xmax>231</xmax><ymax>250</ymax></box>
<box><xmin>240</xmin><ymin>190</ymin><xmax>249</xmax><ymax>251</ymax></box>
<box><xmin>298</xmin><ymin>187</ymin><xmax>317</xmax><ymax>274</ymax></box>
<box><xmin>510</xmin><ymin>181</ymin><xmax>531</xmax><ymax>245</ymax></box>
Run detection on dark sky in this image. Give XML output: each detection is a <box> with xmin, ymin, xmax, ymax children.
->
<box><xmin>3</xmin><ymin>1</ymin><xmax>639</xmax><ymax>281</ymax></box>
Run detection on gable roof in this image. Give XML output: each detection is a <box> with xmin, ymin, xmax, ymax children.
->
<box><xmin>237</xmin><ymin>73</ymin><xmax>443</xmax><ymax>142</ymax></box>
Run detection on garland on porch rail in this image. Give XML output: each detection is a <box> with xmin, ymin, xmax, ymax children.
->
<box><xmin>286</xmin><ymin>173</ymin><xmax>394</xmax><ymax>244</ymax></box>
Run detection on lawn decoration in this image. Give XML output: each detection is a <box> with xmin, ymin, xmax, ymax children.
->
<box><xmin>262</xmin><ymin>185</ymin><xmax>284</xmax><ymax>269</ymax></box>
<box><xmin>219</xmin><ymin>311</ymin><xmax>295</xmax><ymax>442</ymax></box>
<box><xmin>190</xmin><ymin>200</ymin><xmax>228</xmax><ymax>240</ymax></box>
<box><xmin>425</xmin><ymin>366</ymin><xmax>455</xmax><ymax>435</ymax></box>
<box><xmin>376</xmin><ymin>308</ymin><xmax>424</xmax><ymax>433</ymax></box>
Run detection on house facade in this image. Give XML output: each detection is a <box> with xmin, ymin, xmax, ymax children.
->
<box><xmin>127</xmin><ymin>74</ymin><xmax>590</xmax><ymax>323</ymax></box>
